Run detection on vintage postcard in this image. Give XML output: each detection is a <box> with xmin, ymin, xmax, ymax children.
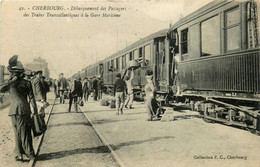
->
<box><xmin>0</xmin><ymin>0</ymin><xmax>259</xmax><ymax>167</ymax></box>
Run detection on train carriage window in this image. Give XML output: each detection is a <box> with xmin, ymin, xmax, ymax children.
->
<box><xmin>144</xmin><ymin>44</ymin><xmax>151</xmax><ymax>66</ymax></box>
<box><xmin>129</xmin><ymin>52</ymin><xmax>133</xmax><ymax>60</ymax></box>
<box><xmin>126</xmin><ymin>53</ymin><xmax>129</xmax><ymax>66</ymax></box>
<box><xmin>108</xmin><ymin>60</ymin><xmax>114</xmax><ymax>72</ymax></box>
<box><xmin>118</xmin><ymin>57</ymin><xmax>121</xmax><ymax>70</ymax></box>
<box><xmin>115</xmin><ymin>57</ymin><xmax>120</xmax><ymax>71</ymax></box>
<box><xmin>133</xmin><ymin>49</ymin><xmax>139</xmax><ymax>59</ymax></box>
<box><xmin>122</xmin><ymin>55</ymin><xmax>126</xmax><ymax>69</ymax></box>
<box><xmin>225</xmin><ymin>7</ymin><xmax>240</xmax><ymax>51</ymax></box>
<box><xmin>139</xmin><ymin>48</ymin><xmax>143</xmax><ymax>58</ymax></box>
<box><xmin>106</xmin><ymin>62</ymin><xmax>109</xmax><ymax>72</ymax></box>
<box><xmin>201</xmin><ymin>15</ymin><xmax>220</xmax><ymax>56</ymax></box>
<box><xmin>181</xmin><ymin>29</ymin><xmax>188</xmax><ymax>54</ymax></box>
<box><xmin>111</xmin><ymin>59</ymin><xmax>114</xmax><ymax>68</ymax></box>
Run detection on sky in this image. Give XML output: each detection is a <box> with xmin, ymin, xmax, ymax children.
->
<box><xmin>0</xmin><ymin>0</ymin><xmax>211</xmax><ymax>78</ymax></box>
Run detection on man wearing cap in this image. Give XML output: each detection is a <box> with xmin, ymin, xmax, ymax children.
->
<box><xmin>97</xmin><ymin>77</ymin><xmax>103</xmax><ymax>100</ymax></box>
<box><xmin>113</xmin><ymin>73</ymin><xmax>126</xmax><ymax>115</ymax></box>
<box><xmin>82</xmin><ymin>77</ymin><xmax>90</xmax><ymax>101</ymax></box>
<box><xmin>92</xmin><ymin>76</ymin><xmax>98</xmax><ymax>101</ymax></box>
<box><xmin>58</xmin><ymin>73</ymin><xmax>68</xmax><ymax>104</ymax></box>
<box><xmin>32</xmin><ymin>70</ymin><xmax>47</xmax><ymax>125</ymax></box>
<box><xmin>68</xmin><ymin>76</ymin><xmax>82</xmax><ymax>112</ymax></box>
<box><xmin>41</xmin><ymin>76</ymin><xmax>50</xmax><ymax>101</ymax></box>
<box><xmin>32</xmin><ymin>70</ymin><xmax>45</xmax><ymax>103</ymax></box>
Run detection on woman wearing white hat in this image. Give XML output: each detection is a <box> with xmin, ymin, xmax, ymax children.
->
<box><xmin>144</xmin><ymin>70</ymin><xmax>160</xmax><ymax>121</ymax></box>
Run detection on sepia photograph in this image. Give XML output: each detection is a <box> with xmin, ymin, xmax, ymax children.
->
<box><xmin>0</xmin><ymin>0</ymin><xmax>260</xmax><ymax>167</ymax></box>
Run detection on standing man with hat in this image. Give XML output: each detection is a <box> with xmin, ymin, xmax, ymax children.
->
<box><xmin>32</xmin><ymin>70</ymin><xmax>45</xmax><ymax>103</ymax></box>
<box><xmin>41</xmin><ymin>76</ymin><xmax>50</xmax><ymax>102</ymax></box>
<box><xmin>82</xmin><ymin>77</ymin><xmax>90</xmax><ymax>101</ymax></box>
<box><xmin>0</xmin><ymin>56</ymin><xmax>37</xmax><ymax>161</ymax></box>
<box><xmin>68</xmin><ymin>76</ymin><xmax>82</xmax><ymax>112</ymax></box>
<box><xmin>32</xmin><ymin>70</ymin><xmax>48</xmax><ymax>130</ymax></box>
<box><xmin>97</xmin><ymin>76</ymin><xmax>103</xmax><ymax>100</ymax></box>
<box><xmin>114</xmin><ymin>73</ymin><xmax>126</xmax><ymax>115</ymax></box>
<box><xmin>92</xmin><ymin>76</ymin><xmax>98</xmax><ymax>101</ymax></box>
<box><xmin>58</xmin><ymin>73</ymin><xmax>68</xmax><ymax>104</ymax></box>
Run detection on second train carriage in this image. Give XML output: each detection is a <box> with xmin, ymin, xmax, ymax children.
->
<box><xmin>78</xmin><ymin>29</ymin><xmax>169</xmax><ymax>96</ymax></box>
<box><xmin>102</xmin><ymin>29</ymin><xmax>168</xmax><ymax>96</ymax></box>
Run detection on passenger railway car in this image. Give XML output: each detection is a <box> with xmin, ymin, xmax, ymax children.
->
<box><xmin>85</xmin><ymin>61</ymin><xmax>104</xmax><ymax>79</ymax></box>
<box><xmin>102</xmin><ymin>29</ymin><xmax>168</xmax><ymax>95</ymax></box>
<box><xmin>167</xmin><ymin>0</ymin><xmax>260</xmax><ymax>133</ymax></box>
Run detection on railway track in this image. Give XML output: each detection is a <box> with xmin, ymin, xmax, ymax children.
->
<box><xmin>28</xmin><ymin>98</ymin><xmax>123</xmax><ymax>167</ymax></box>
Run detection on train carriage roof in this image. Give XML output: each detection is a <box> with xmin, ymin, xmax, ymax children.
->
<box><xmin>169</xmin><ymin>0</ymin><xmax>234</xmax><ymax>31</ymax></box>
<box><xmin>80</xmin><ymin>29</ymin><xmax>168</xmax><ymax>73</ymax></box>
<box><xmin>103</xmin><ymin>28</ymin><xmax>168</xmax><ymax>61</ymax></box>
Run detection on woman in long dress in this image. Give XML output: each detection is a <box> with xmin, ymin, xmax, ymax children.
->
<box><xmin>144</xmin><ymin>71</ymin><xmax>160</xmax><ymax>121</ymax></box>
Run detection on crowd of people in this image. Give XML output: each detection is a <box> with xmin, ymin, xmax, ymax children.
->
<box><xmin>53</xmin><ymin>67</ymin><xmax>161</xmax><ymax>122</ymax></box>
<box><xmin>53</xmin><ymin>74</ymin><xmax>104</xmax><ymax>112</ymax></box>
<box><xmin>0</xmin><ymin>56</ymin><xmax>161</xmax><ymax>162</ymax></box>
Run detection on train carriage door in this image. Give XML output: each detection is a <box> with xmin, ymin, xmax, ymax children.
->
<box><xmin>155</xmin><ymin>38</ymin><xmax>166</xmax><ymax>89</ymax></box>
<box><xmin>99</xmin><ymin>63</ymin><xmax>103</xmax><ymax>78</ymax></box>
<box><xmin>167</xmin><ymin>29</ymin><xmax>180</xmax><ymax>94</ymax></box>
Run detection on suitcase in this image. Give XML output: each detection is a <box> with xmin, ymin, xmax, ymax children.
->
<box><xmin>32</xmin><ymin>113</ymin><xmax>46</xmax><ymax>137</ymax></box>
<box><xmin>110</xmin><ymin>100</ymin><xmax>116</xmax><ymax>108</ymax></box>
<box><xmin>127</xmin><ymin>60</ymin><xmax>140</xmax><ymax>70</ymax></box>
<box><xmin>100</xmin><ymin>99</ymin><xmax>108</xmax><ymax>106</ymax></box>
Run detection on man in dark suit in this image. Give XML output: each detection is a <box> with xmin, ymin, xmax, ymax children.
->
<box><xmin>97</xmin><ymin>77</ymin><xmax>103</xmax><ymax>100</ymax></box>
<box><xmin>32</xmin><ymin>70</ymin><xmax>47</xmax><ymax>129</ymax></box>
<box><xmin>114</xmin><ymin>73</ymin><xmax>126</xmax><ymax>115</ymax></box>
<box><xmin>41</xmin><ymin>76</ymin><xmax>50</xmax><ymax>101</ymax></box>
<box><xmin>32</xmin><ymin>70</ymin><xmax>45</xmax><ymax>102</ymax></box>
<box><xmin>92</xmin><ymin>76</ymin><xmax>98</xmax><ymax>101</ymax></box>
<box><xmin>68</xmin><ymin>77</ymin><xmax>82</xmax><ymax>112</ymax></box>
<box><xmin>58</xmin><ymin>73</ymin><xmax>68</xmax><ymax>104</ymax></box>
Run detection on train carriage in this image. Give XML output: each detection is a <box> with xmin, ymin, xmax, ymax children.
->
<box><xmin>167</xmin><ymin>0</ymin><xmax>260</xmax><ymax>133</ymax></box>
<box><xmin>102</xmin><ymin>29</ymin><xmax>168</xmax><ymax>96</ymax></box>
<box><xmin>83</xmin><ymin>61</ymin><xmax>103</xmax><ymax>79</ymax></box>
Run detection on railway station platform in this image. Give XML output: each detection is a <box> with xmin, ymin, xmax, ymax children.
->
<box><xmin>1</xmin><ymin>92</ymin><xmax>260</xmax><ymax>167</ymax></box>
<box><xmin>78</xmin><ymin>95</ymin><xmax>260</xmax><ymax>167</ymax></box>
